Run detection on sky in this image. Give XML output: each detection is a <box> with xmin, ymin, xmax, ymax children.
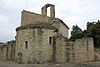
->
<box><xmin>0</xmin><ymin>0</ymin><xmax>100</xmax><ymax>42</ymax></box>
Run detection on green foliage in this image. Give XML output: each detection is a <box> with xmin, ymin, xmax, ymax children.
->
<box><xmin>70</xmin><ymin>25</ymin><xmax>83</xmax><ymax>41</ymax></box>
<box><xmin>6</xmin><ymin>40</ymin><xmax>16</xmax><ymax>45</ymax></box>
<box><xmin>84</xmin><ymin>20</ymin><xmax>100</xmax><ymax>48</ymax></box>
<box><xmin>69</xmin><ymin>20</ymin><xmax>100</xmax><ymax>47</ymax></box>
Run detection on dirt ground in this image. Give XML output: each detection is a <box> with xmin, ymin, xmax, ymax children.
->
<box><xmin>0</xmin><ymin>61</ymin><xmax>100</xmax><ymax>67</ymax></box>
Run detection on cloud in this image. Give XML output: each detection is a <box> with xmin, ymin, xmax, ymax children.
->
<box><xmin>0</xmin><ymin>0</ymin><xmax>100</xmax><ymax>42</ymax></box>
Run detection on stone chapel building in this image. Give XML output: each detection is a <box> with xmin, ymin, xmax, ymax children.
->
<box><xmin>15</xmin><ymin>4</ymin><xmax>69</xmax><ymax>64</ymax></box>
<box><xmin>15</xmin><ymin>4</ymin><xmax>94</xmax><ymax>64</ymax></box>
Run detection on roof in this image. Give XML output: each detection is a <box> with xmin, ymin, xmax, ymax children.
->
<box><xmin>56</xmin><ymin>18</ymin><xmax>69</xmax><ymax>29</ymax></box>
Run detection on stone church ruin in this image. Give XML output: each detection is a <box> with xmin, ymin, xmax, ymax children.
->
<box><xmin>0</xmin><ymin>4</ymin><xmax>95</xmax><ymax>64</ymax></box>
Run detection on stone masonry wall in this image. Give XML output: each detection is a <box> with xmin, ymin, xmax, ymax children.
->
<box><xmin>21</xmin><ymin>10</ymin><xmax>69</xmax><ymax>38</ymax></box>
<box><xmin>73</xmin><ymin>38</ymin><xmax>94</xmax><ymax>63</ymax></box>
<box><xmin>55</xmin><ymin>36</ymin><xmax>67</xmax><ymax>63</ymax></box>
<box><xmin>21</xmin><ymin>10</ymin><xmax>49</xmax><ymax>26</ymax></box>
<box><xmin>94</xmin><ymin>48</ymin><xmax>100</xmax><ymax>61</ymax></box>
<box><xmin>51</xmin><ymin>18</ymin><xmax>69</xmax><ymax>38</ymax></box>
<box><xmin>1</xmin><ymin>46</ymin><xmax>7</xmax><ymax>61</ymax></box>
<box><xmin>66</xmin><ymin>42</ymin><xmax>74</xmax><ymax>63</ymax></box>
<box><xmin>0</xmin><ymin>43</ymin><xmax>15</xmax><ymax>61</ymax></box>
<box><xmin>7</xmin><ymin>43</ymin><xmax>15</xmax><ymax>61</ymax></box>
<box><xmin>15</xmin><ymin>28</ymin><xmax>56</xmax><ymax>63</ymax></box>
<box><xmin>55</xmin><ymin>37</ymin><xmax>94</xmax><ymax>64</ymax></box>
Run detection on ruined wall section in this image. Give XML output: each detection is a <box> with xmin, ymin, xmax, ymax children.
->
<box><xmin>0</xmin><ymin>43</ymin><xmax>15</xmax><ymax>61</ymax></box>
<box><xmin>0</xmin><ymin>48</ymin><xmax>2</xmax><ymax>60</ymax></box>
<box><xmin>94</xmin><ymin>48</ymin><xmax>100</xmax><ymax>61</ymax></box>
<box><xmin>1</xmin><ymin>46</ymin><xmax>7</xmax><ymax>61</ymax></box>
<box><xmin>55</xmin><ymin>36</ymin><xmax>67</xmax><ymax>63</ymax></box>
<box><xmin>87</xmin><ymin>38</ymin><xmax>94</xmax><ymax>61</ymax></box>
<box><xmin>73</xmin><ymin>38</ymin><xmax>94</xmax><ymax>63</ymax></box>
<box><xmin>65</xmin><ymin>38</ymin><xmax>94</xmax><ymax>63</ymax></box>
<box><xmin>66</xmin><ymin>42</ymin><xmax>74</xmax><ymax>63</ymax></box>
<box><xmin>74</xmin><ymin>39</ymin><xmax>88</xmax><ymax>63</ymax></box>
<box><xmin>7</xmin><ymin>43</ymin><xmax>15</xmax><ymax>61</ymax></box>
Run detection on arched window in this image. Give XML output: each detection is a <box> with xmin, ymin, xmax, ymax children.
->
<box><xmin>41</xmin><ymin>4</ymin><xmax>55</xmax><ymax>18</ymax></box>
<box><xmin>47</xmin><ymin>7</ymin><xmax>51</xmax><ymax>17</ymax></box>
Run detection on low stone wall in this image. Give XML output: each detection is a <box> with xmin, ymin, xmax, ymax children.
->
<box><xmin>55</xmin><ymin>36</ymin><xmax>67</xmax><ymax>63</ymax></box>
<box><xmin>53</xmin><ymin>37</ymin><xmax>94</xmax><ymax>64</ymax></box>
<box><xmin>94</xmin><ymin>48</ymin><xmax>100</xmax><ymax>61</ymax></box>
<box><xmin>0</xmin><ymin>42</ymin><xmax>15</xmax><ymax>61</ymax></box>
<box><xmin>0</xmin><ymin>45</ymin><xmax>8</xmax><ymax>61</ymax></box>
<box><xmin>67</xmin><ymin>37</ymin><xmax>94</xmax><ymax>63</ymax></box>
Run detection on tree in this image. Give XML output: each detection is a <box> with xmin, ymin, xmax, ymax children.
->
<box><xmin>6</xmin><ymin>40</ymin><xmax>15</xmax><ymax>45</ymax></box>
<box><xmin>84</xmin><ymin>20</ymin><xmax>100</xmax><ymax>48</ymax></box>
<box><xmin>70</xmin><ymin>25</ymin><xmax>83</xmax><ymax>41</ymax></box>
